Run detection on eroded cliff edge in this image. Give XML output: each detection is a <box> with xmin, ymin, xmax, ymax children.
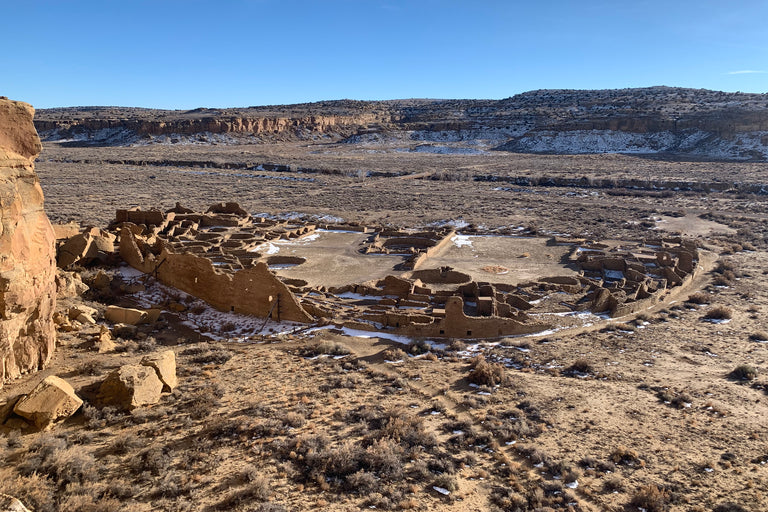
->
<box><xmin>0</xmin><ymin>98</ymin><xmax>56</xmax><ymax>385</ymax></box>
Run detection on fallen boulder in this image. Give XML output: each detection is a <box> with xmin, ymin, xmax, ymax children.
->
<box><xmin>97</xmin><ymin>325</ymin><xmax>116</xmax><ymax>353</ymax></box>
<box><xmin>68</xmin><ymin>304</ymin><xmax>99</xmax><ymax>324</ymax></box>
<box><xmin>13</xmin><ymin>375</ymin><xmax>83</xmax><ymax>429</ymax></box>
<box><xmin>104</xmin><ymin>305</ymin><xmax>148</xmax><ymax>325</ymax></box>
<box><xmin>99</xmin><ymin>364</ymin><xmax>163</xmax><ymax>409</ymax></box>
<box><xmin>141</xmin><ymin>350</ymin><xmax>177</xmax><ymax>391</ymax></box>
<box><xmin>56</xmin><ymin>230</ymin><xmax>115</xmax><ymax>268</ymax></box>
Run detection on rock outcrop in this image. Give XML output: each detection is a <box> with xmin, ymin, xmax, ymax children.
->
<box><xmin>0</xmin><ymin>98</ymin><xmax>57</xmax><ymax>386</ymax></box>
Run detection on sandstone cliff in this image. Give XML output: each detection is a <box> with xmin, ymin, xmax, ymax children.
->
<box><xmin>0</xmin><ymin>98</ymin><xmax>57</xmax><ymax>385</ymax></box>
<box><xmin>34</xmin><ymin>87</ymin><xmax>768</xmax><ymax>160</ymax></box>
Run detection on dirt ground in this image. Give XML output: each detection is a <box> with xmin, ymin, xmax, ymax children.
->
<box><xmin>0</xmin><ymin>140</ymin><xmax>766</xmax><ymax>511</ymax></box>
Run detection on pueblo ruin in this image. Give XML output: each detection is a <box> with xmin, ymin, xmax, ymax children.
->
<box><xmin>112</xmin><ymin>202</ymin><xmax>702</xmax><ymax>339</ymax></box>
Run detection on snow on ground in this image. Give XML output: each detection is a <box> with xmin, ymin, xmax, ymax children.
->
<box><xmin>507</xmin><ymin>129</ymin><xmax>768</xmax><ymax>160</ymax></box>
<box><xmin>451</xmin><ymin>235</ymin><xmax>473</xmax><ymax>248</ymax></box>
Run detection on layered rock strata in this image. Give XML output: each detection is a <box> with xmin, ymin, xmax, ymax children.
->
<box><xmin>0</xmin><ymin>98</ymin><xmax>57</xmax><ymax>386</ymax></box>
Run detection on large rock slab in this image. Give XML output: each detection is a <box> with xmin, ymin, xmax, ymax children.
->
<box><xmin>0</xmin><ymin>98</ymin><xmax>57</xmax><ymax>387</ymax></box>
<box><xmin>104</xmin><ymin>305</ymin><xmax>148</xmax><ymax>325</ymax></box>
<box><xmin>13</xmin><ymin>375</ymin><xmax>83</xmax><ymax>429</ymax></box>
<box><xmin>99</xmin><ymin>364</ymin><xmax>163</xmax><ymax>409</ymax></box>
<box><xmin>0</xmin><ymin>494</ymin><xmax>31</xmax><ymax>512</ymax></box>
<box><xmin>141</xmin><ymin>350</ymin><xmax>177</xmax><ymax>391</ymax></box>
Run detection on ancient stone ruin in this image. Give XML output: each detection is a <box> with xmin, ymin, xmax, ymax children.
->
<box><xmin>111</xmin><ymin>203</ymin><xmax>701</xmax><ymax>339</ymax></box>
<box><xmin>0</xmin><ymin>98</ymin><xmax>57</xmax><ymax>386</ymax></box>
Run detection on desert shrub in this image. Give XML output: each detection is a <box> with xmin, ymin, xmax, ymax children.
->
<box><xmin>362</xmin><ymin>438</ymin><xmax>404</xmax><ymax>480</ymax></box>
<box><xmin>82</xmin><ymin>404</ymin><xmax>124</xmax><ymax>429</ymax></box>
<box><xmin>130</xmin><ymin>446</ymin><xmax>171</xmax><ymax>477</ymax></box>
<box><xmin>749</xmin><ymin>331</ymin><xmax>768</xmax><ymax>342</ymax></box>
<box><xmin>185</xmin><ymin>384</ymin><xmax>224</xmax><ymax>419</ymax></box>
<box><xmin>382</xmin><ymin>347</ymin><xmax>407</xmax><ymax>361</ymax></box>
<box><xmin>566</xmin><ymin>358</ymin><xmax>593</xmax><ymax>375</ymax></box>
<box><xmin>58</xmin><ymin>493</ymin><xmax>123</xmax><ymax>512</ymax></box>
<box><xmin>713</xmin><ymin>503</ymin><xmax>748</xmax><ymax>512</ymax></box>
<box><xmin>729</xmin><ymin>365</ymin><xmax>758</xmax><ymax>381</ymax></box>
<box><xmin>517</xmin><ymin>445</ymin><xmax>552</xmax><ymax>466</ymax></box>
<box><xmin>217</xmin><ymin>476</ymin><xmax>271</xmax><ymax>508</ymax></box>
<box><xmin>447</xmin><ymin>339</ymin><xmax>467</xmax><ymax>352</ymax></box>
<box><xmin>279</xmin><ymin>411</ymin><xmax>306</xmax><ymax>428</ymax></box>
<box><xmin>686</xmin><ymin>292</ymin><xmax>711</xmax><ymax>305</ymax></box>
<box><xmin>181</xmin><ymin>345</ymin><xmax>233</xmax><ymax>365</ymax></box>
<box><xmin>408</xmin><ymin>338</ymin><xmax>431</xmax><ymax>355</ymax></box>
<box><xmin>610</xmin><ymin>445</ymin><xmax>641</xmax><ymax>465</ymax></box>
<box><xmin>345</xmin><ymin>470</ymin><xmax>379</xmax><ymax>493</ymax></box>
<box><xmin>490</xmin><ymin>486</ymin><xmax>528</xmax><ymax>510</ymax></box>
<box><xmin>630</xmin><ymin>484</ymin><xmax>669</xmax><ymax>512</ymax></box>
<box><xmin>303</xmin><ymin>340</ymin><xmax>350</xmax><ymax>356</ymax></box>
<box><xmin>703</xmin><ymin>306</ymin><xmax>732</xmax><ymax>320</ymax></box>
<box><xmin>103</xmin><ymin>432</ymin><xmax>143</xmax><ymax>456</ymax></box>
<box><xmin>250</xmin><ymin>505</ymin><xmax>287</xmax><ymax>512</ymax></box>
<box><xmin>432</xmin><ymin>473</ymin><xmax>458</xmax><ymax>492</ymax></box>
<box><xmin>602</xmin><ymin>476</ymin><xmax>625</xmax><ymax>493</ymax></box>
<box><xmin>467</xmin><ymin>356</ymin><xmax>509</xmax><ymax>386</ymax></box>
<box><xmin>0</xmin><ymin>471</ymin><xmax>56</xmax><ymax>512</ymax></box>
<box><xmin>77</xmin><ymin>360</ymin><xmax>103</xmax><ymax>376</ymax></box>
<box><xmin>136</xmin><ymin>336</ymin><xmax>158</xmax><ymax>352</ymax></box>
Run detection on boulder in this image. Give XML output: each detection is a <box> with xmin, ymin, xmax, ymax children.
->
<box><xmin>57</xmin><ymin>231</ymin><xmax>115</xmax><ymax>268</ymax></box>
<box><xmin>0</xmin><ymin>494</ymin><xmax>31</xmax><ymax>512</ymax></box>
<box><xmin>55</xmin><ymin>270</ymin><xmax>89</xmax><ymax>298</ymax></box>
<box><xmin>68</xmin><ymin>304</ymin><xmax>98</xmax><ymax>322</ymax></box>
<box><xmin>13</xmin><ymin>375</ymin><xmax>83</xmax><ymax>429</ymax></box>
<box><xmin>90</xmin><ymin>270</ymin><xmax>112</xmax><ymax>290</ymax></box>
<box><xmin>0</xmin><ymin>98</ymin><xmax>57</xmax><ymax>387</ymax></box>
<box><xmin>97</xmin><ymin>325</ymin><xmax>116</xmax><ymax>353</ymax></box>
<box><xmin>104</xmin><ymin>305</ymin><xmax>148</xmax><ymax>325</ymax></box>
<box><xmin>141</xmin><ymin>350</ymin><xmax>177</xmax><ymax>391</ymax></box>
<box><xmin>99</xmin><ymin>365</ymin><xmax>163</xmax><ymax>409</ymax></box>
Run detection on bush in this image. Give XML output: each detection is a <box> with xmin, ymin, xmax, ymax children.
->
<box><xmin>629</xmin><ymin>484</ymin><xmax>669</xmax><ymax>512</ymax></box>
<box><xmin>749</xmin><ymin>331</ymin><xmax>768</xmax><ymax>342</ymax></box>
<box><xmin>685</xmin><ymin>292</ymin><xmax>711</xmax><ymax>305</ymax></box>
<box><xmin>729</xmin><ymin>365</ymin><xmax>758</xmax><ymax>381</ymax></box>
<box><xmin>467</xmin><ymin>356</ymin><xmax>509</xmax><ymax>387</ymax></box>
<box><xmin>566</xmin><ymin>358</ymin><xmax>593</xmax><ymax>375</ymax></box>
<box><xmin>703</xmin><ymin>306</ymin><xmax>732</xmax><ymax>320</ymax></box>
<box><xmin>303</xmin><ymin>340</ymin><xmax>350</xmax><ymax>356</ymax></box>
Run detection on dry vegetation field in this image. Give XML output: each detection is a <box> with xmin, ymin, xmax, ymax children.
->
<box><xmin>1</xmin><ymin>140</ymin><xmax>767</xmax><ymax>511</ymax></box>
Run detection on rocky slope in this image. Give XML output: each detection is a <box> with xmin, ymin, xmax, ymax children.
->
<box><xmin>0</xmin><ymin>98</ymin><xmax>57</xmax><ymax>386</ymax></box>
<box><xmin>36</xmin><ymin>87</ymin><xmax>768</xmax><ymax>160</ymax></box>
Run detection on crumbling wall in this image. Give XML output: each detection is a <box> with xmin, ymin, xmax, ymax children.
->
<box><xmin>0</xmin><ymin>98</ymin><xmax>57</xmax><ymax>385</ymax></box>
<box><xmin>119</xmin><ymin>228</ymin><xmax>312</xmax><ymax>323</ymax></box>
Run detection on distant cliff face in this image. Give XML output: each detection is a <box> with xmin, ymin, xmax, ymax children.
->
<box><xmin>34</xmin><ymin>87</ymin><xmax>768</xmax><ymax>160</ymax></box>
<box><xmin>0</xmin><ymin>98</ymin><xmax>57</xmax><ymax>386</ymax></box>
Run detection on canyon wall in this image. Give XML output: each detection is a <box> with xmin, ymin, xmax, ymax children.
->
<box><xmin>0</xmin><ymin>98</ymin><xmax>57</xmax><ymax>386</ymax></box>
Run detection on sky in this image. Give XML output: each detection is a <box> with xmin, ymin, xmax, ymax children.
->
<box><xmin>2</xmin><ymin>0</ymin><xmax>767</xmax><ymax>109</ymax></box>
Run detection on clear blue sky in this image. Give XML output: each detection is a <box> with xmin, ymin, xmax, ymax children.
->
<box><xmin>3</xmin><ymin>1</ymin><xmax>767</xmax><ymax>109</ymax></box>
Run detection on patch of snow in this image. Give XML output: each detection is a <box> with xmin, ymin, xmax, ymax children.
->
<box><xmin>452</xmin><ymin>235</ymin><xmax>473</xmax><ymax>248</ymax></box>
